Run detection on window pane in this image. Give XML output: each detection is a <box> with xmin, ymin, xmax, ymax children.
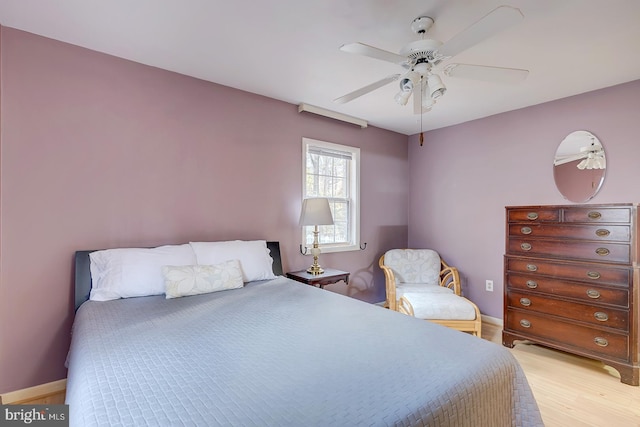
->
<box><xmin>332</xmin><ymin>177</ymin><xmax>347</xmax><ymax>198</ymax></box>
<box><xmin>333</xmin><ymin>222</ymin><xmax>348</xmax><ymax>243</ymax></box>
<box><xmin>317</xmin><ymin>176</ymin><xmax>332</xmax><ymax>197</ymax></box>
<box><xmin>318</xmin><ymin>224</ymin><xmax>335</xmax><ymax>244</ymax></box>
<box><xmin>318</xmin><ymin>156</ymin><xmax>332</xmax><ymax>176</ymax></box>
<box><xmin>331</xmin><ymin>200</ymin><xmax>348</xmax><ymax>222</ymax></box>
<box><xmin>334</xmin><ymin>158</ymin><xmax>347</xmax><ymax>177</ymax></box>
<box><xmin>305</xmin><ymin>173</ymin><xmax>317</xmax><ymax>196</ymax></box>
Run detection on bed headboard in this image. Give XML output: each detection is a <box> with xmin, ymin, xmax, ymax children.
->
<box><xmin>74</xmin><ymin>241</ymin><xmax>283</xmax><ymax>311</ymax></box>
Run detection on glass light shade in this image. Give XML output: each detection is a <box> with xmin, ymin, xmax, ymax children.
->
<box><xmin>399</xmin><ymin>78</ymin><xmax>413</xmax><ymax>92</ymax></box>
<box><xmin>422</xmin><ymin>88</ymin><xmax>435</xmax><ymax>111</ymax></box>
<box><xmin>394</xmin><ymin>90</ymin><xmax>411</xmax><ymax>106</ymax></box>
<box><xmin>427</xmin><ymin>73</ymin><xmax>446</xmax><ymax>99</ymax></box>
<box><xmin>577</xmin><ymin>152</ymin><xmax>606</xmax><ymax>170</ymax></box>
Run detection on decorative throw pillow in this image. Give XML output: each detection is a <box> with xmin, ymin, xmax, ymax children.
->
<box><xmin>189</xmin><ymin>240</ymin><xmax>276</xmax><ymax>282</ymax></box>
<box><xmin>163</xmin><ymin>260</ymin><xmax>244</xmax><ymax>299</ymax></box>
<box><xmin>89</xmin><ymin>244</ymin><xmax>197</xmax><ymax>301</ymax></box>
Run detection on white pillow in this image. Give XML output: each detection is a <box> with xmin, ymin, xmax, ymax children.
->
<box><xmin>89</xmin><ymin>244</ymin><xmax>197</xmax><ymax>301</ymax></box>
<box><xmin>163</xmin><ymin>261</ymin><xmax>244</xmax><ymax>299</ymax></box>
<box><xmin>189</xmin><ymin>240</ymin><xmax>276</xmax><ymax>282</ymax></box>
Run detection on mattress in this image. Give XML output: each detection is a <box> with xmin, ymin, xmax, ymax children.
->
<box><xmin>65</xmin><ymin>276</ymin><xmax>543</xmax><ymax>426</ymax></box>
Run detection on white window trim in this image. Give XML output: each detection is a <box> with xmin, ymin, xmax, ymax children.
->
<box><xmin>302</xmin><ymin>137</ymin><xmax>360</xmax><ymax>253</ymax></box>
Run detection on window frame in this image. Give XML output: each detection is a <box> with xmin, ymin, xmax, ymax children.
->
<box><xmin>301</xmin><ymin>137</ymin><xmax>360</xmax><ymax>253</ymax></box>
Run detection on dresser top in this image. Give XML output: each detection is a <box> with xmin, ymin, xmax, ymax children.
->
<box><xmin>506</xmin><ymin>203</ymin><xmax>637</xmax><ymax>209</ymax></box>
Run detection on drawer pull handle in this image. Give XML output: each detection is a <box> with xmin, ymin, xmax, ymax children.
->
<box><xmin>595</xmin><ymin>248</ymin><xmax>610</xmax><ymax>256</ymax></box>
<box><xmin>520</xmin><ymin>319</ymin><xmax>531</xmax><ymax>328</ymax></box>
<box><xmin>520</xmin><ymin>243</ymin><xmax>532</xmax><ymax>251</ymax></box>
<box><xmin>527</xmin><ymin>212</ymin><xmax>539</xmax><ymax>220</ymax></box>
<box><xmin>521</xmin><ymin>226</ymin><xmax>532</xmax><ymax>235</ymax></box>
<box><xmin>594</xmin><ymin>312</ymin><xmax>609</xmax><ymax>322</ymax></box>
<box><xmin>595</xmin><ymin>229</ymin><xmax>610</xmax><ymax>237</ymax></box>
<box><xmin>526</xmin><ymin>280</ymin><xmax>538</xmax><ymax>289</ymax></box>
<box><xmin>526</xmin><ymin>264</ymin><xmax>538</xmax><ymax>272</ymax></box>
<box><xmin>594</xmin><ymin>337</ymin><xmax>609</xmax><ymax>347</ymax></box>
<box><xmin>587</xmin><ymin>271</ymin><xmax>601</xmax><ymax>280</ymax></box>
<box><xmin>588</xmin><ymin>211</ymin><xmax>602</xmax><ymax>220</ymax></box>
<box><xmin>586</xmin><ymin>289</ymin><xmax>601</xmax><ymax>299</ymax></box>
<box><xmin>520</xmin><ymin>298</ymin><xmax>531</xmax><ymax>307</ymax></box>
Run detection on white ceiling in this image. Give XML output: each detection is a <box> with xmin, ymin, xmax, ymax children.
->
<box><xmin>1</xmin><ymin>0</ymin><xmax>639</xmax><ymax>135</ymax></box>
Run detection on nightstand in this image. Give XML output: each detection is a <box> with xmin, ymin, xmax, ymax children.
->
<box><xmin>286</xmin><ymin>269</ymin><xmax>350</xmax><ymax>289</ymax></box>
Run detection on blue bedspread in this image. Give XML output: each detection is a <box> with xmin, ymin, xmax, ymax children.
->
<box><xmin>66</xmin><ymin>276</ymin><xmax>543</xmax><ymax>426</ymax></box>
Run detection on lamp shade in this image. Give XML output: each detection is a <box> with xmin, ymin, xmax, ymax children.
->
<box><xmin>299</xmin><ymin>198</ymin><xmax>334</xmax><ymax>226</ymax></box>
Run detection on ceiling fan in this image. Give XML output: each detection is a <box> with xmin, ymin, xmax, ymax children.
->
<box><xmin>554</xmin><ymin>138</ymin><xmax>606</xmax><ymax>170</ymax></box>
<box><xmin>334</xmin><ymin>5</ymin><xmax>529</xmax><ymax>115</ymax></box>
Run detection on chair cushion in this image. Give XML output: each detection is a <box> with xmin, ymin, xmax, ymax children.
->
<box><xmin>402</xmin><ymin>293</ymin><xmax>477</xmax><ymax>320</ymax></box>
<box><xmin>397</xmin><ymin>283</ymin><xmax>453</xmax><ymax>295</ymax></box>
<box><xmin>384</xmin><ymin>249</ymin><xmax>441</xmax><ymax>285</ymax></box>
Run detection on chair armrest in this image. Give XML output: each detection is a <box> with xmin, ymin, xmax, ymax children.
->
<box><xmin>440</xmin><ymin>259</ymin><xmax>462</xmax><ymax>296</ymax></box>
<box><xmin>397</xmin><ymin>296</ymin><xmax>415</xmax><ymax>316</ymax></box>
<box><xmin>379</xmin><ymin>254</ymin><xmax>398</xmax><ymax>310</ymax></box>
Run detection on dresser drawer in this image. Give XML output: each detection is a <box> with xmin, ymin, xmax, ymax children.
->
<box><xmin>505</xmin><ymin>309</ymin><xmax>629</xmax><ymax>361</ymax></box>
<box><xmin>507</xmin><ymin>291</ymin><xmax>629</xmax><ymax>330</ymax></box>
<box><xmin>507</xmin><ymin>208</ymin><xmax>560</xmax><ymax>223</ymax></box>
<box><xmin>507</xmin><ymin>273</ymin><xmax>629</xmax><ymax>307</ymax></box>
<box><xmin>508</xmin><ymin>223</ymin><xmax>630</xmax><ymax>242</ymax></box>
<box><xmin>563</xmin><ymin>207</ymin><xmax>631</xmax><ymax>224</ymax></box>
<box><xmin>506</xmin><ymin>257</ymin><xmax>631</xmax><ymax>286</ymax></box>
<box><xmin>507</xmin><ymin>238</ymin><xmax>631</xmax><ymax>264</ymax></box>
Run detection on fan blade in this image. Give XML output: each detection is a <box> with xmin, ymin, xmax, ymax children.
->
<box><xmin>438</xmin><ymin>6</ymin><xmax>523</xmax><ymax>58</ymax></box>
<box><xmin>334</xmin><ymin>74</ymin><xmax>400</xmax><ymax>104</ymax></box>
<box><xmin>554</xmin><ymin>153</ymin><xmax>588</xmax><ymax>166</ymax></box>
<box><xmin>444</xmin><ymin>63</ymin><xmax>528</xmax><ymax>84</ymax></box>
<box><xmin>340</xmin><ymin>43</ymin><xmax>409</xmax><ymax>65</ymax></box>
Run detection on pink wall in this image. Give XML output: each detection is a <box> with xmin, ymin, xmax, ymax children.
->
<box><xmin>408</xmin><ymin>79</ymin><xmax>640</xmax><ymax>319</ymax></box>
<box><xmin>0</xmin><ymin>27</ymin><xmax>409</xmax><ymax>392</ymax></box>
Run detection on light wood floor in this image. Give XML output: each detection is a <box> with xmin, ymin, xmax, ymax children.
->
<box><xmin>482</xmin><ymin>323</ymin><xmax>640</xmax><ymax>426</ymax></box>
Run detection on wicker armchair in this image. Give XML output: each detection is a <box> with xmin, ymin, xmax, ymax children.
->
<box><xmin>379</xmin><ymin>249</ymin><xmax>482</xmax><ymax>337</ymax></box>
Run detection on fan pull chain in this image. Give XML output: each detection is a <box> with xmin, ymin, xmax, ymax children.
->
<box><xmin>420</xmin><ymin>76</ymin><xmax>424</xmax><ymax>146</ymax></box>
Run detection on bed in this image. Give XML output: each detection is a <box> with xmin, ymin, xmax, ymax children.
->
<box><xmin>65</xmin><ymin>241</ymin><xmax>543</xmax><ymax>426</ymax></box>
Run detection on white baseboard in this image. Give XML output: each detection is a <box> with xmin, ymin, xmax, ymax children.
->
<box><xmin>481</xmin><ymin>314</ymin><xmax>503</xmax><ymax>327</ymax></box>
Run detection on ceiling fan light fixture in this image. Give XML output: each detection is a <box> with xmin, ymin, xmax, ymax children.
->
<box><xmin>577</xmin><ymin>152</ymin><xmax>606</xmax><ymax>170</ymax></box>
<box><xmin>399</xmin><ymin>71</ymin><xmax>420</xmax><ymax>92</ymax></box>
<box><xmin>399</xmin><ymin>78</ymin><xmax>413</xmax><ymax>92</ymax></box>
<box><xmin>427</xmin><ymin>73</ymin><xmax>446</xmax><ymax>99</ymax></box>
<box><xmin>421</xmin><ymin>84</ymin><xmax>435</xmax><ymax>111</ymax></box>
<box><xmin>394</xmin><ymin>90</ymin><xmax>411</xmax><ymax>106</ymax></box>
<box><xmin>577</xmin><ymin>137</ymin><xmax>606</xmax><ymax>170</ymax></box>
<box><xmin>422</xmin><ymin>97</ymin><xmax>435</xmax><ymax>111</ymax></box>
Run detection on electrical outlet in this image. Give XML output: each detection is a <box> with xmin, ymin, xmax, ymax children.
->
<box><xmin>485</xmin><ymin>280</ymin><xmax>494</xmax><ymax>292</ymax></box>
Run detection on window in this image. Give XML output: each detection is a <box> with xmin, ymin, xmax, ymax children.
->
<box><xmin>302</xmin><ymin>138</ymin><xmax>360</xmax><ymax>253</ymax></box>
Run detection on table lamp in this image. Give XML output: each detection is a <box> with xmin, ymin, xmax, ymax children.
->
<box><xmin>299</xmin><ymin>198</ymin><xmax>334</xmax><ymax>274</ymax></box>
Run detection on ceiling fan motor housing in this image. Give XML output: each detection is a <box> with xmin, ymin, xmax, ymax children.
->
<box><xmin>410</xmin><ymin>16</ymin><xmax>434</xmax><ymax>35</ymax></box>
<box><xmin>400</xmin><ymin>39</ymin><xmax>443</xmax><ymax>66</ymax></box>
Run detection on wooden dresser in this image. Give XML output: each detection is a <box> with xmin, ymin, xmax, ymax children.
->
<box><xmin>503</xmin><ymin>203</ymin><xmax>639</xmax><ymax>385</ymax></box>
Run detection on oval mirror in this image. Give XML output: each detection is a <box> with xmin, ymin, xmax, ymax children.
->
<box><xmin>553</xmin><ymin>130</ymin><xmax>606</xmax><ymax>203</ymax></box>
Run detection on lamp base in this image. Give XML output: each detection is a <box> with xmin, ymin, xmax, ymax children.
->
<box><xmin>307</xmin><ymin>263</ymin><xmax>324</xmax><ymax>275</ymax></box>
